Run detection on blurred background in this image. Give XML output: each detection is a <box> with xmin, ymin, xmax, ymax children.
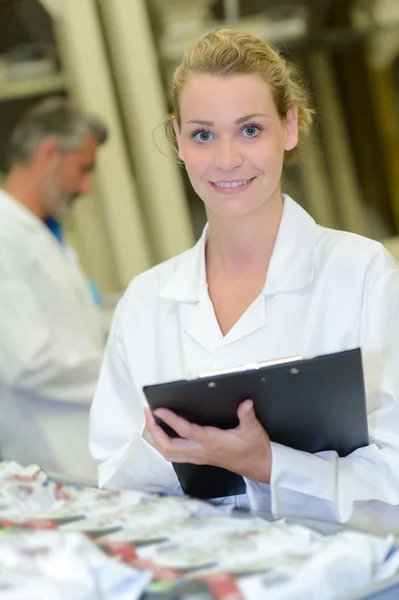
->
<box><xmin>0</xmin><ymin>0</ymin><xmax>398</xmax><ymax>303</ymax></box>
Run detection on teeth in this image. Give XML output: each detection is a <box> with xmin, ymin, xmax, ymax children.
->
<box><xmin>213</xmin><ymin>179</ymin><xmax>251</xmax><ymax>188</ymax></box>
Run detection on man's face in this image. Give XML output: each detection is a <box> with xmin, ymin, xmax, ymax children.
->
<box><xmin>43</xmin><ymin>134</ymin><xmax>98</xmax><ymax>220</ymax></box>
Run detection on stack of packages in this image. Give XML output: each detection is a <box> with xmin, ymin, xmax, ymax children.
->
<box><xmin>0</xmin><ymin>461</ymin><xmax>398</xmax><ymax>600</ymax></box>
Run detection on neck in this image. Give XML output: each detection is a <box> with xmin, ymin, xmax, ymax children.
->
<box><xmin>4</xmin><ymin>168</ymin><xmax>45</xmax><ymax>221</ymax></box>
<box><xmin>205</xmin><ymin>191</ymin><xmax>284</xmax><ymax>276</ymax></box>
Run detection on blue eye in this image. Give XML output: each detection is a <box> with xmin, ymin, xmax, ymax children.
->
<box><xmin>192</xmin><ymin>129</ymin><xmax>214</xmax><ymax>143</ymax></box>
<box><xmin>242</xmin><ymin>123</ymin><xmax>263</xmax><ymax>138</ymax></box>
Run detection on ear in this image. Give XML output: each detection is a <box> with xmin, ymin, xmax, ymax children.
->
<box><xmin>284</xmin><ymin>105</ymin><xmax>299</xmax><ymax>152</ymax></box>
<box><xmin>34</xmin><ymin>136</ymin><xmax>62</xmax><ymax>172</ymax></box>
<box><xmin>172</xmin><ymin>118</ymin><xmax>184</xmax><ymax>162</ymax></box>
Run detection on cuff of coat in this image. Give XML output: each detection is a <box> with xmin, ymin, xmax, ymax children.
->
<box><xmin>269</xmin><ymin>442</ymin><xmax>345</xmax><ymax>523</ymax></box>
<box><xmin>97</xmin><ymin>427</ymin><xmax>181</xmax><ymax>494</ymax></box>
<box><xmin>244</xmin><ymin>442</ymin><xmax>345</xmax><ymax>523</ymax></box>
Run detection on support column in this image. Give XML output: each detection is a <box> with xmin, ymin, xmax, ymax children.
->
<box><xmin>98</xmin><ymin>0</ymin><xmax>195</xmax><ymax>261</ymax></box>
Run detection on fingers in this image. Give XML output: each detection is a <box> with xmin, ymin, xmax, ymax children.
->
<box><xmin>144</xmin><ymin>406</ymin><xmax>155</xmax><ymax>427</ymax></box>
<box><xmin>153</xmin><ymin>408</ymin><xmax>202</xmax><ymax>441</ymax></box>
<box><xmin>144</xmin><ymin>407</ymin><xmax>172</xmax><ymax>447</ymax></box>
<box><xmin>237</xmin><ymin>399</ymin><xmax>257</xmax><ymax>428</ymax></box>
<box><xmin>144</xmin><ymin>407</ymin><xmax>202</xmax><ymax>462</ymax></box>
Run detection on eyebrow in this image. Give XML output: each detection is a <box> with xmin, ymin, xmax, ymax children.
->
<box><xmin>186</xmin><ymin>113</ymin><xmax>268</xmax><ymax>126</ymax></box>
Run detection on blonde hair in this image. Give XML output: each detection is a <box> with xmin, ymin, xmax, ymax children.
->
<box><xmin>165</xmin><ymin>29</ymin><xmax>314</xmax><ymax>164</ymax></box>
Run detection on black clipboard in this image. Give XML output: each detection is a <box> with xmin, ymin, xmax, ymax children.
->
<box><xmin>143</xmin><ymin>348</ymin><xmax>369</xmax><ymax>499</ymax></box>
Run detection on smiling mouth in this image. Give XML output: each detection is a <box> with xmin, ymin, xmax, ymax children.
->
<box><xmin>211</xmin><ymin>177</ymin><xmax>255</xmax><ymax>189</ymax></box>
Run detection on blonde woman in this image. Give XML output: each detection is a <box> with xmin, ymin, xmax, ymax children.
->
<box><xmin>90</xmin><ymin>30</ymin><xmax>399</xmax><ymax>531</ymax></box>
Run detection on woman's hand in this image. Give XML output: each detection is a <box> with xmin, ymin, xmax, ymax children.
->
<box><xmin>144</xmin><ymin>400</ymin><xmax>272</xmax><ymax>484</ymax></box>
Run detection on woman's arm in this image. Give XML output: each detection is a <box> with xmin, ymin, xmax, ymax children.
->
<box><xmin>89</xmin><ymin>294</ymin><xmax>180</xmax><ymax>494</ymax></box>
<box><xmin>246</xmin><ymin>265</ymin><xmax>399</xmax><ymax>530</ymax></box>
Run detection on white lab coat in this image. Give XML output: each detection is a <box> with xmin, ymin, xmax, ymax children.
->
<box><xmin>0</xmin><ymin>189</ymin><xmax>103</xmax><ymax>480</ymax></box>
<box><xmin>90</xmin><ymin>196</ymin><xmax>399</xmax><ymax>532</ymax></box>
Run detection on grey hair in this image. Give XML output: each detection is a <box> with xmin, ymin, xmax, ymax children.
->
<box><xmin>7</xmin><ymin>97</ymin><xmax>108</xmax><ymax>170</ymax></box>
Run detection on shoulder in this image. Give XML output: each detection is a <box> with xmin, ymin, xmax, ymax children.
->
<box><xmin>0</xmin><ymin>220</ymin><xmax>23</xmax><ymax>275</ymax></box>
<box><xmin>314</xmin><ymin>225</ymin><xmax>398</xmax><ymax>294</ymax></box>
<box><xmin>315</xmin><ymin>225</ymin><xmax>396</xmax><ymax>271</ymax></box>
<box><xmin>129</xmin><ymin>247</ymin><xmax>194</xmax><ymax>294</ymax></box>
<box><xmin>116</xmin><ymin>243</ymin><xmax>197</xmax><ymax>316</ymax></box>
<box><xmin>282</xmin><ymin>196</ymin><xmax>396</xmax><ymax>284</ymax></box>
<box><xmin>0</xmin><ymin>211</ymin><xmax>43</xmax><ymax>277</ymax></box>
<box><xmin>0</xmin><ymin>192</ymin><xmax>38</xmax><ymax>248</ymax></box>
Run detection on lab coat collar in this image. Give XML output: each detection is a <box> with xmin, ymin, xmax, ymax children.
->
<box><xmin>264</xmin><ymin>196</ymin><xmax>316</xmax><ymax>295</ymax></box>
<box><xmin>160</xmin><ymin>231</ymin><xmax>207</xmax><ymax>303</ymax></box>
<box><xmin>159</xmin><ymin>195</ymin><xmax>316</xmax><ymax>303</ymax></box>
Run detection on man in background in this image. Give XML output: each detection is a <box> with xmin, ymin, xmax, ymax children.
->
<box><xmin>0</xmin><ymin>97</ymin><xmax>108</xmax><ymax>480</ymax></box>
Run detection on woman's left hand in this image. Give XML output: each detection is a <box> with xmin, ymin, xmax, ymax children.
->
<box><xmin>144</xmin><ymin>400</ymin><xmax>272</xmax><ymax>484</ymax></box>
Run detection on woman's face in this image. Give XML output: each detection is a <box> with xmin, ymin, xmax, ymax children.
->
<box><xmin>173</xmin><ymin>73</ymin><xmax>298</xmax><ymax>219</ymax></box>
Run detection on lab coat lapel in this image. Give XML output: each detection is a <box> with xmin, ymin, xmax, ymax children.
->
<box><xmin>160</xmin><ymin>226</ymin><xmax>224</xmax><ymax>354</ymax></box>
<box><xmin>179</xmin><ymin>295</ymin><xmax>223</xmax><ymax>354</ymax></box>
<box><xmin>259</xmin><ymin>196</ymin><xmax>317</xmax><ymax>359</ymax></box>
<box><xmin>219</xmin><ymin>197</ymin><xmax>317</xmax><ymax>345</ymax></box>
<box><xmin>223</xmin><ymin>294</ymin><xmax>267</xmax><ymax>344</ymax></box>
<box><xmin>265</xmin><ymin>196</ymin><xmax>316</xmax><ymax>295</ymax></box>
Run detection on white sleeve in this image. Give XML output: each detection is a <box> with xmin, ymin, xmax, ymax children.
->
<box><xmin>246</xmin><ymin>264</ymin><xmax>399</xmax><ymax>528</ymax></box>
<box><xmin>0</xmin><ymin>277</ymin><xmax>102</xmax><ymax>404</ymax></box>
<box><xmin>89</xmin><ymin>294</ymin><xmax>181</xmax><ymax>493</ymax></box>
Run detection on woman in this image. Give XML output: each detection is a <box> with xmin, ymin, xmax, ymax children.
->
<box><xmin>90</xmin><ymin>30</ymin><xmax>399</xmax><ymax>531</ymax></box>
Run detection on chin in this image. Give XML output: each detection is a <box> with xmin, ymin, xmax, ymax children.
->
<box><xmin>53</xmin><ymin>203</ymin><xmax>73</xmax><ymax>221</ymax></box>
<box><xmin>207</xmin><ymin>204</ymin><xmax>254</xmax><ymax>220</ymax></box>
<box><xmin>209</xmin><ymin>196</ymin><xmax>263</xmax><ymax>216</ymax></box>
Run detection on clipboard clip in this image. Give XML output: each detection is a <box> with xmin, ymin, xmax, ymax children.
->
<box><xmin>199</xmin><ymin>356</ymin><xmax>304</xmax><ymax>378</ymax></box>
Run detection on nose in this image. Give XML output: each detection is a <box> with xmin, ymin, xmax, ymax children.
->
<box><xmin>214</xmin><ymin>138</ymin><xmax>243</xmax><ymax>171</ymax></box>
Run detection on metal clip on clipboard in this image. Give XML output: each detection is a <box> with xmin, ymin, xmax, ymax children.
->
<box><xmin>199</xmin><ymin>356</ymin><xmax>304</xmax><ymax>378</ymax></box>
